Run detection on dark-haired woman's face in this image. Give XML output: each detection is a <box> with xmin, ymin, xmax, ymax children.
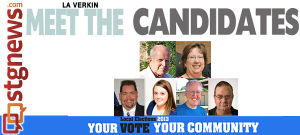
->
<box><xmin>153</xmin><ymin>86</ymin><xmax>168</xmax><ymax>107</ymax></box>
<box><xmin>185</xmin><ymin>48</ymin><xmax>205</xmax><ymax>75</ymax></box>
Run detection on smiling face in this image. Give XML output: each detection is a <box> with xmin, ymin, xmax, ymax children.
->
<box><xmin>185</xmin><ymin>81</ymin><xmax>202</xmax><ymax>109</ymax></box>
<box><xmin>214</xmin><ymin>86</ymin><xmax>233</xmax><ymax>113</ymax></box>
<box><xmin>184</xmin><ymin>48</ymin><xmax>205</xmax><ymax>76</ymax></box>
<box><xmin>119</xmin><ymin>85</ymin><xmax>138</xmax><ymax>111</ymax></box>
<box><xmin>153</xmin><ymin>86</ymin><xmax>168</xmax><ymax>108</ymax></box>
<box><xmin>149</xmin><ymin>46</ymin><xmax>170</xmax><ymax>77</ymax></box>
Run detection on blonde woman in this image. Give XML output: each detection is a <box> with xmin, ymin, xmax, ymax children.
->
<box><xmin>146</xmin><ymin>80</ymin><xmax>176</xmax><ymax>115</ymax></box>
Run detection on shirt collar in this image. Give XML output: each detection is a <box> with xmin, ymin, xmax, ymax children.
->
<box><xmin>122</xmin><ymin>105</ymin><xmax>136</xmax><ymax>116</ymax></box>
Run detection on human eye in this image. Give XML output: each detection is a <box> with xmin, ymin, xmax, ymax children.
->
<box><xmin>158</xmin><ymin>59</ymin><xmax>163</xmax><ymax>62</ymax></box>
<box><xmin>161</xmin><ymin>93</ymin><xmax>165</xmax><ymax>95</ymax></box>
<box><xmin>154</xmin><ymin>92</ymin><xmax>158</xmax><ymax>95</ymax></box>
<box><xmin>122</xmin><ymin>92</ymin><xmax>127</xmax><ymax>95</ymax></box>
<box><xmin>130</xmin><ymin>92</ymin><xmax>135</xmax><ymax>95</ymax></box>
<box><xmin>198</xmin><ymin>56</ymin><xmax>204</xmax><ymax>59</ymax></box>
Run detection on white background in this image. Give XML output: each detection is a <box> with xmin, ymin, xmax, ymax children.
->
<box><xmin>1</xmin><ymin>0</ymin><xmax>300</xmax><ymax>116</ymax></box>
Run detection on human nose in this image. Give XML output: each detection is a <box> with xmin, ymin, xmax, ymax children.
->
<box><xmin>157</xmin><ymin>94</ymin><xmax>162</xmax><ymax>98</ymax></box>
<box><xmin>194</xmin><ymin>57</ymin><xmax>200</xmax><ymax>62</ymax></box>
<box><xmin>191</xmin><ymin>92</ymin><xmax>197</xmax><ymax>97</ymax></box>
<box><xmin>161</xmin><ymin>60</ymin><xmax>166</xmax><ymax>66</ymax></box>
<box><xmin>126</xmin><ymin>94</ymin><xmax>132</xmax><ymax>99</ymax></box>
<box><xmin>221</xmin><ymin>97</ymin><xmax>227</xmax><ymax>102</ymax></box>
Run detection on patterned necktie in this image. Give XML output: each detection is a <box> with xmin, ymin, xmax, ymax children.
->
<box><xmin>127</xmin><ymin>112</ymin><xmax>130</xmax><ymax>116</ymax></box>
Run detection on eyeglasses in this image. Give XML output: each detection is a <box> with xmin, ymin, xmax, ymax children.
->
<box><xmin>215</xmin><ymin>95</ymin><xmax>232</xmax><ymax>100</ymax></box>
<box><xmin>187</xmin><ymin>91</ymin><xmax>202</xmax><ymax>95</ymax></box>
<box><xmin>187</xmin><ymin>56</ymin><xmax>204</xmax><ymax>61</ymax></box>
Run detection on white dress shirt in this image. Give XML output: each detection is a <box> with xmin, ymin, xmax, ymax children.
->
<box><xmin>122</xmin><ymin>105</ymin><xmax>136</xmax><ymax>116</ymax></box>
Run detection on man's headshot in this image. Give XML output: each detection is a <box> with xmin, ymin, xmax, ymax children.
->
<box><xmin>140</xmin><ymin>45</ymin><xmax>174</xmax><ymax>78</ymax></box>
<box><xmin>208</xmin><ymin>79</ymin><xmax>238</xmax><ymax>115</ymax></box>
<box><xmin>176</xmin><ymin>80</ymin><xmax>207</xmax><ymax>115</ymax></box>
<box><xmin>114</xmin><ymin>79</ymin><xmax>144</xmax><ymax>116</ymax></box>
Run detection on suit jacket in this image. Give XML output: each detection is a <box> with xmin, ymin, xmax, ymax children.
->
<box><xmin>208</xmin><ymin>106</ymin><xmax>238</xmax><ymax>115</ymax></box>
<box><xmin>114</xmin><ymin>103</ymin><xmax>144</xmax><ymax>116</ymax></box>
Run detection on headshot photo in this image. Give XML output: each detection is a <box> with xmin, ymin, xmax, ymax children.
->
<box><xmin>140</xmin><ymin>41</ymin><xmax>175</xmax><ymax>78</ymax></box>
<box><xmin>114</xmin><ymin>79</ymin><xmax>145</xmax><ymax>116</ymax></box>
<box><xmin>145</xmin><ymin>78</ymin><xmax>177</xmax><ymax>115</ymax></box>
<box><xmin>176</xmin><ymin>78</ymin><xmax>208</xmax><ymax>115</ymax></box>
<box><xmin>176</xmin><ymin>41</ymin><xmax>211</xmax><ymax>78</ymax></box>
<box><xmin>208</xmin><ymin>78</ymin><xmax>238</xmax><ymax>115</ymax></box>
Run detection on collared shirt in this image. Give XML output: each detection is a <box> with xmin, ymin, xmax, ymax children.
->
<box><xmin>140</xmin><ymin>66</ymin><xmax>174</xmax><ymax>78</ymax></box>
<box><xmin>122</xmin><ymin>105</ymin><xmax>136</xmax><ymax>116</ymax></box>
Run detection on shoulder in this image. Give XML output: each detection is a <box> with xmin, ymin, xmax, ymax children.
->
<box><xmin>148</xmin><ymin>100</ymin><xmax>156</xmax><ymax>107</ymax></box>
<box><xmin>114</xmin><ymin>105</ymin><xmax>123</xmax><ymax>116</ymax></box>
<box><xmin>139</xmin><ymin>69</ymin><xmax>147</xmax><ymax>78</ymax></box>
<box><xmin>231</xmin><ymin>107</ymin><xmax>238</xmax><ymax>115</ymax></box>
<box><xmin>197</xmin><ymin>106</ymin><xmax>206</xmax><ymax>111</ymax></box>
<box><xmin>135</xmin><ymin>103</ymin><xmax>145</xmax><ymax>116</ymax></box>
<box><xmin>140</xmin><ymin>67</ymin><xmax>156</xmax><ymax>78</ymax></box>
<box><xmin>146</xmin><ymin>100</ymin><xmax>156</xmax><ymax>115</ymax></box>
<box><xmin>114</xmin><ymin>105</ymin><xmax>122</xmax><ymax>110</ymax></box>
<box><xmin>197</xmin><ymin>106</ymin><xmax>208</xmax><ymax>115</ymax></box>
<box><xmin>136</xmin><ymin>103</ymin><xmax>144</xmax><ymax>110</ymax></box>
<box><xmin>208</xmin><ymin>106</ymin><xmax>217</xmax><ymax>115</ymax></box>
<box><xmin>169</xmin><ymin>110</ymin><xmax>177</xmax><ymax>115</ymax></box>
<box><xmin>176</xmin><ymin>103</ymin><xmax>186</xmax><ymax>111</ymax></box>
<box><xmin>164</xmin><ymin>73</ymin><xmax>174</xmax><ymax>78</ymax></box>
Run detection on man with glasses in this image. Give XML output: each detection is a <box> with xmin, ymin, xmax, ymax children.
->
<box><xmin>114</xmin><ymin>80</ymin><xmax>144</xmax><ymax>116</ymax></box>
<box><xmin>140</xmin><ymin>45</ymin><xmax>173</xmax><ymax>78</ymax></box>
<box><xmin>177</xmin><ymin>80</ymin><xmax>207</xmax><ymax>115</ymax></box>
<box><xmin>209</xmin><ymin>81</ymin><xmax>238</xmax><ymax>115</ymax></box>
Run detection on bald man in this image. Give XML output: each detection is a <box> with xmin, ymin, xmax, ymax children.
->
<box><xmin>140</xmin><ymin>45</ymin><xmax>173</xmax><ymax>78</ymax></box>
<box><xmin>177</xmin><ymin>80</ymin><xmax>207</xmax><ymax>115</ymax></box>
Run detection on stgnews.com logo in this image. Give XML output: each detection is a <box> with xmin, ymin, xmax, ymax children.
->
<box><xmin>3</xmin><ymin>2</ymin><xmax>28</xmax><ymax>134</ymax></box>
<box><xmin>2</xmin><ymin>104</ymin><xmax>26</xmax><ymax>134</ymax></box>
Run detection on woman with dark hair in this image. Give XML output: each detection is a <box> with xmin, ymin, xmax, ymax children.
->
<box><xmin>178</xmin><ymin>43</ymin><xmax>208</xmax><ymax>78</ymax></box>
<box><xmin>146</xmin><ymin>80</ymin><xmax>176</xmax><ymax>115</ymax></box>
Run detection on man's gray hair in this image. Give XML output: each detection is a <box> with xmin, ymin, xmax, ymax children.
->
<box><xmin>186</xmin><ymin>80</ymin><xmax>203</xmax><ymax>92</ymax></box>
<box><xmin>149</xmin><ymin>45</ymin><xmax>170</xmax><ymax>58</ymax></box>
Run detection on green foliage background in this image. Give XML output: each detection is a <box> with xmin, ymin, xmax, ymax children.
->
<box><xmin>140</xmin><ymin>41</ymin><xmax>176</xmax><ymax>77</ymax></box>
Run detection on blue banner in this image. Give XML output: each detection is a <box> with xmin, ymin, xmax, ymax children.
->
<box><xmin>1</xmin><ymin>116</ymin><xmax>299</xmax><ymax>135</ymax></box>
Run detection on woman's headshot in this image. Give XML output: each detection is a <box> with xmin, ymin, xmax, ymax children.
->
<box><xmin>146</xmin><ymin>79</ymin><xmax>176</xmax><ymax>115</ymax></box>
<box><xmin>176</xmin><ymin>42</ymin><xmax>211</xmax><ymax>78</ymax></box>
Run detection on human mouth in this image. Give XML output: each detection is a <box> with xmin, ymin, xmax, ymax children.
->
<box><xmin>193</xmin><ymin>65</ymin><xmax>201</xmax><ymax>69</ymax></box>
<box><xmin>156</xmin><ymin>99</ymin><xmax>162</xmax><ymax>103</ymax></box>
<box><xmin>192</xmin><ymin>99</ymin><xmax>197</xmax><ymax>101</ymax></box>
<box><xmin>220</xmin><ymin>103</ymin><xmax>228</xmax><ymax>106</ymax></box>
<box><xmin>125</xmin><ymin>100</ymin><xmax>132</xmax><ymax>103</ymax></box>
